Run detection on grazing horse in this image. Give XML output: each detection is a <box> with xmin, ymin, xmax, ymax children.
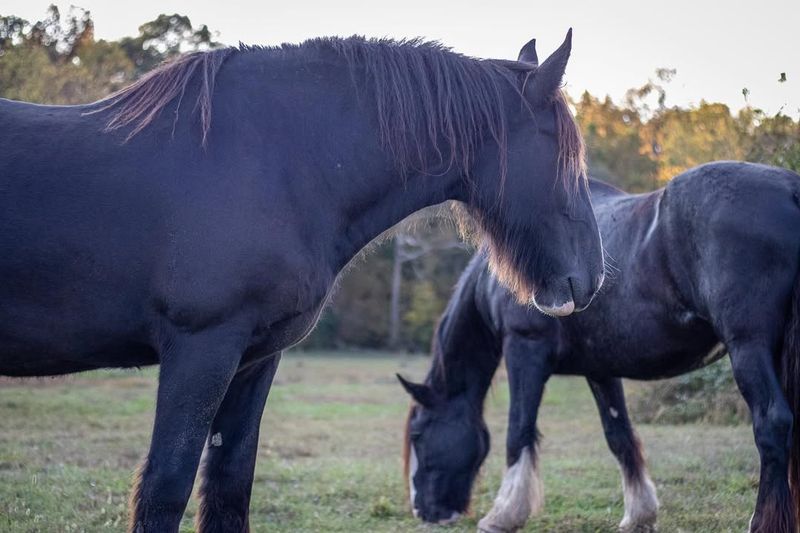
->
<box><xmin>400</xmin><ymin>161</ymin><xmax>800</xmax><ymax>532</ymax></box>
<box><xmin>0</xmin><ymin>32</ymin><xmax>605</xmax><ymax>532</ymax></box>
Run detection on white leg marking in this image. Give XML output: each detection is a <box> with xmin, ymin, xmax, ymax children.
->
<box><xmin>409</xmin><ymin>444</ymin><xmax>419</xmax><ymax>515</ymax></box>
<box><xmin>478</xmin><ymin>446</ymin><xmax>543</xmax><ymax>533</ymax></box>
<box><xmin>619</xmin><ymin>471</ymin><xmax>659</xmax><ymax>532</ymax></box>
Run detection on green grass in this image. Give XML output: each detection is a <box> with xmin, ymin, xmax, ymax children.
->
<box><xmin>0</xmin><ymin>352</ymin><xmax>758</xmax><ymax>532</ymax></box>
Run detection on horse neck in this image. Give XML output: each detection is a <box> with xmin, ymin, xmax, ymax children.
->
<box><xmin>428</xmin><ymin>259</ymin><xmax>501</xmax><ymax>404</ymax></box>
<box><xmin>216</xmin><ymin>51</ymin><xmax>471</xmax><ymax>272</ymax></box>
<box><xmin>333</xmin><ymin>169</ymin><xmax>467</xmax><ymax>271</ymax></box>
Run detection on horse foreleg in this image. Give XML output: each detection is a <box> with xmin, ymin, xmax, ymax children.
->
<box><xmin>196</xmin><ymin>353</ymin><xmax>281</xmax><ymax>533</ymax></box>
<box><xmin>728</xmin><ymin>342</ymin><xmax>796</xmax><ymax>533</ymax></box>
<box><xmin>587</xmin><ymin>377</ymin><xmax>657</xmax><ymax>532</ymax></box>
<box><xmin>128</xmin><ymin>323</ymin><xmax>248</xmax><ymax>533</ymax></box>
<box><xmin>478</xmin><ymin>335</ymin><xmax>551</xmax><ymax>533</ymax></box>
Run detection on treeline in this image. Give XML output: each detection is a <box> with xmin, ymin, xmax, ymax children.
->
<box><xmin>0</xmin><ymin>5</ymin><xmax>215</xmax><ymax>103</ymax></box>
<box><xmin>3</xmin><ymin>6</ymin><xmax>798</xmax><ymax>352</ymax></box>
<box><xmin>576</xmin><ymin>69</ymin><xmax>800</xmax><ymax>191</ymax></box>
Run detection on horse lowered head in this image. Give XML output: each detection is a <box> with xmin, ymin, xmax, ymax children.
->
<box><xmin>399</xmin><ymin>375</ymin><xmax>489</xmax><ymax>524</ymax></box>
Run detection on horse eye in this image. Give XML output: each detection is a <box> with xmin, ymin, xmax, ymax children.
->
<box><xmin>409</xmin><ymin>431</ymin><xmax>422</xmax><ymax>441</ymax></box>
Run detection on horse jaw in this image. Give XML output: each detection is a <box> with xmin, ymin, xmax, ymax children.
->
<box><xmin>477</xmin><ymin>445</ymin><xmax>543</xmax><ymax>533</ymax></box>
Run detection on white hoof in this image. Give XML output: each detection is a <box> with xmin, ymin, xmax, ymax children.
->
<box><xmin>618</xmin><ymin>473</ymin><xmax>658</xmax><ymax>532</ymax></box>
<box><xmin>477</xmin><ymin>446</ymin><xmax>543</xmax><ymax>533</ymax></box>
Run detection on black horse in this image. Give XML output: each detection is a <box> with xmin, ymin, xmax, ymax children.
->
<box><xmin>0</xmin><ymin>33</ymin><xmax>605</xmax><ymax>532</ymax></box>
<box><xmin>400</xmin><ymin>161</ymin><xmax>800</xmax><ymax>532</ymax></box>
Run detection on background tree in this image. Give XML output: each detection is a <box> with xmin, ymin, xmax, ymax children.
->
<box><xmin>117</xmin><ymin>14</ymin><xmax>217</xmax><ymax>76</ymax></box>
<box><xmin>0</xmin><ymin>5</ymin><xmax>217</xmax><ymax>104</ymax></box>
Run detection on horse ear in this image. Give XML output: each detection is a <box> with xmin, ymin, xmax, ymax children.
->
<box><xmin>397</xmin><ymin>374</ymin><xmax>435</xmax><ymax>408</ymax></box>
<box><xmin>526</xmin><ymin>28</ymin><xmax>572</xmax><ymax>105</ymax></box>
<box><xmin>517</xmin><ymin>38</ymin><xmax>538</xmax><ymax>66</ymax></box>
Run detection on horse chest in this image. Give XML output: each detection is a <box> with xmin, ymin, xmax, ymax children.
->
<box><xmin>247</xmin><ymin>303</ymin><xmax>327</xmax><ymax>357</ymax></box>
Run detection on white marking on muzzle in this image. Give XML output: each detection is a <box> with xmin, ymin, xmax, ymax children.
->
<box><xmin>478</xmin><ymin>446</ymin><xmax>543</xmax><ymax>533</ymax></box>
<box><xmin>409</xmin><ymin>443</ymin><xmax>419</xmax><ymax>515</ymax></box>
<box><xmin>619</xmin><ymin>472</ymin><xmax>659</xmax><ymax>532</ymax></box>
<box><xmin>533</xmin><ymin>299</ymin><xmax>575</xmax><ymax>317</ymax></box>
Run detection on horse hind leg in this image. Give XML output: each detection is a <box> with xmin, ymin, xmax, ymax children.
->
<box><xmin>587</xmin><ymin>378</ymin><xmax>658</xmax><ymax>532</ymax></box>
<box><xmin>728</xmin><ymin>341</ymin><xmax>796</xmax><ymax>533</ymax></box>
<box><xmin>195</xmin><ymin>353</ymin><xmax>281</xmax><ymax>533</ymax></box>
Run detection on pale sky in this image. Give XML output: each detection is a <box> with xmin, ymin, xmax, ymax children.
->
<box><xmin>4</xmin><ymin>0</ymin><xmax>798</xmax><ymax>117</ymax></box>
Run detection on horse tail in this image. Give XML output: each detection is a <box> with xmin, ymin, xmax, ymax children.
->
<box><xmin>781</xmin><ymin>255</ymin><xmax>800</xmax><ymax>520</ymax></box>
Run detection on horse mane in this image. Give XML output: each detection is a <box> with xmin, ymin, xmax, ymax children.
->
<box><xmin>94</xmin><ymin>36</ymin><xmax>584</xmax><ymax>189</ymax></box>
<box><xmin>92</xmin><ymin>48</ymin><xmax>234</xmax><ymax>145</ymax></box>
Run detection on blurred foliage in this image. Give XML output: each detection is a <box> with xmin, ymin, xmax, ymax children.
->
<box><xmin>630</xmin><ymin>358</ymin><xmax>750</xmax><ymax>425</ymax></box>
<box><xmin>1</xmin><ymin>6</ymin><xmax>798</xmax><ymax>354</ymax></box>
<box><xmin>0</xmin><ymin>5</ymin><xmax>216</xmax><ymax>104</ymax></box>
<box><xmin>118</xmin><ymin>13</ymin><xmax>217</xmax><ymax>76</ymax></box>
<box><xmin>574</xmin><ymin>71</ymin><xmax>800</xmax><ymax>192</ymax></box>
<box><xmin>302</xmin><ymin>213</ymin><xmax>471</xmax><ymax>351</ymax></box>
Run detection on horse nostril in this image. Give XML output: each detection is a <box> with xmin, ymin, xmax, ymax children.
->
<box><xmin>568</xmin><ymin>276</ymin><xmax>579</xmax><ymax>300</ymax></box>
<box><xmin>568</xmin><ymin>276</ymin><xmax>594</xmax><ymax>310</ymax></box>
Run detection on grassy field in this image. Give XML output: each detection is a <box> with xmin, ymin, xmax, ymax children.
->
<box><xmin>0</xmin><ymin>351</ymin><xmax>758</xmax><ymax>532</ymax></box>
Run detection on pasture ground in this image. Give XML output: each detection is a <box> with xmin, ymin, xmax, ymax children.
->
<box><xmin>0</xmin><ymin>351</ymin><xmax>758</xmax><ymax>532</ymax></box>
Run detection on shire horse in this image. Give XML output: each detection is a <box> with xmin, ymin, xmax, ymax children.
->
<box><xmin>0</xmin><ymin>32</ymin><xmax>605</xmax><ymax>532</ymax></box>
<box><xmin>400</xmin><ymin>161</ymin><xmax>800</xmax><ymax>532</ymax></box>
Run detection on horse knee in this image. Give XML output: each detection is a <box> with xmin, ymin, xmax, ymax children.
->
<box><xmin>755</xmin><ymin>404</ymin><xmax>793</xmax><ymax>464</ymax></box>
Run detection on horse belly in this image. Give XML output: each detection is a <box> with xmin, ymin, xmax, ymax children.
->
<box><xmin>0</xmin><ymin>240</ymin><xmax>155</xmax><ymax>376</ymax></box>
<box><xmin>0</xmin><ymin>340</ymin><xmax>158</xmax><ymax>377</ymax></box>
<box><xmin>561</xmin><ymin>311</ymin><xmax>720</xmax><ymax>380</ymax></box>
<box><xmin>0</xmin><ymin>288</ymin><xmax>156</xmax><ymax>376</ymax></box>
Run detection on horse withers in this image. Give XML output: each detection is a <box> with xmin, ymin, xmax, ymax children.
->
<box><xmin>400</xmin><ymin>161</ymin><xmax>800</xmax><ymax>533</ymax></box>
<box><xmin>0</xmin><ymin>32</ymin><xmax>604</xmax><ymax>531</ymax></box>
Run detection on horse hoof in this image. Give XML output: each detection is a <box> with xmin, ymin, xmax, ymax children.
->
<box><xmin>619</xmin><ymin>519</ymin><xmax>657</xmax><ymax>533</ymax></box>
<box><xmin>477</xmin><ymin>516</ymin><xmax>518</xmax><ymax>533</ymax></box>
